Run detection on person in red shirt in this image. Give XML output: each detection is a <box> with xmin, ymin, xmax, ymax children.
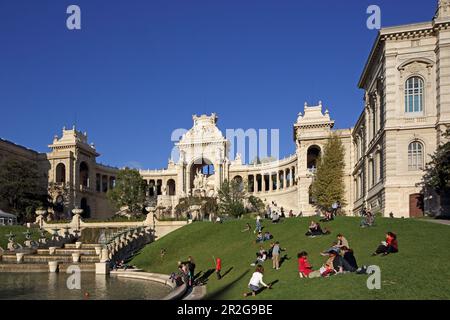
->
<box><xmin>298</xmin><ymin>251</ymin><xmax>314</xmax><ymax>278</ymax></box>
<box><xmin>372</xmin><ymin>232</ymin><xmax>398</xmax><ymax>256</ymax></box>
<box><xmin>214</xmin><ymin>257</ymin><xmax>222</xmax><ymax>280</ymax></box>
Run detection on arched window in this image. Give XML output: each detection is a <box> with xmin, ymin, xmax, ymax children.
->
<box><xmin>55</xmin><ymin>163</ymin><xmax>66</xmax><ymax>183</ymax></box>
<box><xmin>408</xmin><ymin>141</ymin><xmax>424</xmax><ymax>171</ymax></box>
<box><xmin>405</xmin><ymin>77</ymin><xmax>424</xmax><ymax>113</ymax></box>
<box><xmin>307</xmin><ymin>146</ymin><xmax>321</xmax><ymax>172</ymax></box>
<box><xmin>79</xmin><ymin>162</ymin><xmax>89</xmax><ymax>187</ymax></box>
<box><xmin>167</xmin><ymin>179</ymin><xmax>176</xmax><ymax>196</ymax></box>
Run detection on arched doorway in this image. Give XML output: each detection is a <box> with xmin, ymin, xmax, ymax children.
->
<box><xmin>80</xmin><ymin>198</ymin><xmax>91</xmax><ymax>219</ymax></box>
<box><xmin>307</xmin><ymin>145</ymin><xmax>321</xmax><ymax>171</ymax></box>
<box><xmin>55</xmin><ymin>163</ymin><xmax>66</xmax><ymax>183</ymax></box>
<box><xmin>167</xmin><ymin>179</ymin><xmax>176</xmax><ymax>196</ymax></box>
<box><xmin>79</xmin><ymin>162</ymin><xmax>89</xmax><ymax>187</ymax></box>
<box><xmin>190</xmin><ymin>158</ymin><xmax>215</xmax><ymax>189</ymax></box>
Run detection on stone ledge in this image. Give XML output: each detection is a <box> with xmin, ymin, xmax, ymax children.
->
<box><xmin>183</xmin><ymin>284</ymin><xmax>207</xmax><ymax>300</ymax></box>
<box><xmin>110</xmin><ymin>271</ymin><xmax>188</xmax><ymax>300</ymax></box>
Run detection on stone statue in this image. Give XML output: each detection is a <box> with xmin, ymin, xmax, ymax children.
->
<box><xmin>193</xmin><ymin>169</ymin><xmax>205</xmax><ymax>189</ymax></box>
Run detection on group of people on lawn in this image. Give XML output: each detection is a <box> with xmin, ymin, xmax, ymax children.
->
<box><xmin>243</xmin><ymin>213</ymin><xmax>399</xmax><ymax>297</ymax></box>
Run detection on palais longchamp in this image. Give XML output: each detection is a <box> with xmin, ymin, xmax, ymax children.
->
<box><xmin>1</xmin><ymin>1</ymin><xmax>450</xmax><ymax>219</ymax></box>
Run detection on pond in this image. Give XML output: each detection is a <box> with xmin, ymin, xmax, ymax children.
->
<box><xmin>0</xmin><ymin>273</ymin><xmax>172</xmax><ymax>300</ymax></box>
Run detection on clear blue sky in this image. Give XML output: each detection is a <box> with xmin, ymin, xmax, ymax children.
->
<box><xmin>0</xmin><ymin>0</ymin><xmax>436</xmax><ymax>169</ymax></box>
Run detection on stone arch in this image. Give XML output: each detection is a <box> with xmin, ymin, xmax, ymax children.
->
<box><xmin>232</xmin><ymin>175</ymin><xmax>244</xmax><ymax>191</ymax></box>
<box><xmin>167</xmin><ymin>179</ymin><xmax>176</xmax><ymax>196</ymax></box>
<box><xmin>190</xmin><ymin>157</ymin><xmax>214</xmax><ymax>189</ymax></box>
<box><xmin>55</xmin><ymin>163</ymin><xmax>66</xmax><ymax>183</ymax></box>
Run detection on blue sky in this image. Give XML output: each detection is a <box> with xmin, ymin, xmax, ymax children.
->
<box><xmin>0</xmin><ymin>0</ymin><xmax>436</xmax><ymax>169</ymax></box>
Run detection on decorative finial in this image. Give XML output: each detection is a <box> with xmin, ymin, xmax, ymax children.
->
<box><xmin>72</xmin><ymin>124</ymin><xmax>76</xmax><ymax>130</ymax></box>
<box><xmin>319</xmin><ymin>100</ymin><xmax>323</xmax><ymax>107</ymax></box>
<box><xmin>63</xmin><ymin>126</ymin><xmax>66</xmax><ymax>131</ymax></box>
<box><xmin>304</xmin><ymin>101</ymin><xmax>308</xmax><ymax>107</ymax></box>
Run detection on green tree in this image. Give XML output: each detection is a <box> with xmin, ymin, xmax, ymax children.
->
<box><xmin>248</xmin><ymin>195</ymin><xmax>265</xmax><ymax>214</ymax></box>
<box><xmin>310</xmin><ymin>133</ymin><xmax>347</xmax><ymax>212</ymax></box>
<box><xmin>421</xmin><ymin>128</ymin><xmax>450</xmax><ymax>214</ymax></box>
<box><xmin>0</xmin><ymin>158</ymin><xmax>48</xmax><ymax>221</ymax></box>
<box><xmin>217</xmin><ymin>179</ymin><xmax>247</xmax><ymax>217</ymax></box>
<box><xmin>107</xmin><ymin>168</ymin><xmax>147</xmax><ymax>214</ymax></box>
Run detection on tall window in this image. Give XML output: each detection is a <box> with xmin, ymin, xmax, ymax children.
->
<box><xmin>405</xmin><ymin>77</ymin><xmax>424</xmax><ymax>113</ymax></box>
<box><xmin>408</xmin><ymin>142</ymin><xmax>424</xmax><ymax>171</ymax></box>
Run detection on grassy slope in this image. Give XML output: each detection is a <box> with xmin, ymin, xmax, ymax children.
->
<box><xmin>131</xmin><ymin>217</ymin><xmax>450</xmax><ymax>300</ymax></box>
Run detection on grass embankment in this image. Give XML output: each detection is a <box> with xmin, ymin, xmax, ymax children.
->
<box><xmin>131</xmin><ymin>217</ymin><xmax>450</xmax><ymax>300</ymax></box>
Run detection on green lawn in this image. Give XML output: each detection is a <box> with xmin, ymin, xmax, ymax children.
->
<box><xmin>0</xmin><ymin>225</ymin><xmax>46</xmax><ymax>249</ymax></box>
<box><xmin>131</xmin><ymin>217</ymin><xmax>450</xmax><ymax>300</ymax></box>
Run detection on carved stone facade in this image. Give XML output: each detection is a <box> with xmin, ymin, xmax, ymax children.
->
<box><xmin>1</xmin><ymin>0</ymin><xmax>449</xmax><ymax>218</ymax></box>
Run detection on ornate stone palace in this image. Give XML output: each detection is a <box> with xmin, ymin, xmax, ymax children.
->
<box><xmin>1</xmin><ymin>0</ymin><xmax>449</xmax><ymax>218</ymax></box>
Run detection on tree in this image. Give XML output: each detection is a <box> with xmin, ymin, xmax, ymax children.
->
<box><xmin>421</xmin><ymin>128</ymin><xmax>450</xmax><ymax>214</ymax></box>
<box><xmin>248</xmin><ymin>195</ymin><xmax>265</xmax><ymax>214</ymax></box>
<box><xmin>107</xmin><ymin>168</ymin><xmax>147</xmax><ymax>214</ymax></box>
<box><xmin>217</xmin><ymin>179</ymin><xmax>247</xmax><ymax>217</ymax></box>
<box><xmin>0</xmin><ymin>158</ymin><xmax>48</xmax><ymax>221</ymax></box>
<box><xmin>310</xmin><ymin>133</ymin><xmax>347</xmax><ymax>212</ymax></box>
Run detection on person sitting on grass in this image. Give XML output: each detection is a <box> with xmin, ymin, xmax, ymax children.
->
<box><xmin>305</xmin><ymin>221</ymin><xmax>330</xmax><ymax>237</ymax></box>
<box><xmin>372</xmin><ymin>232</ymin><xmax>398</xmax><ymax>256</ymax></box>
<box><xmin>298</xmin><ymin>251</ymin><xmax>314</xmax><ymax>278</ymax></box>
<box><xmin>241</xmin><ymin>223</ymin><xmax>252</xmax><ymax>232</ymax></box>
<box><xmin>330</xmin><ymin>250</ymin><xmax>357</xmax><ymax>273</ymax></box>
<box><xmin>264</xmin><ymin>231</ymin><xmax>273</xmax><ymax>241</ymax></box>
<box><xmin>319</xmin><ymin>255</ymin><xmax>337</xmax><ymax>277</ymax></box>
<box><xmin>243</xmin><ymin>265</ymin><xmax>271</xmax><ymax>297</ymax></box>
<box><xmin>336</xmin><ymin>234</ymin><xmax>349</xmax><ymax>249</ymax></box>
<box><xmin>255</xmin><ymin>232</ymin><xmax>264</xmax><ymax>243</ymax></box>
<box><xmin>272</xmin><ymin>211</ymin><xmax>280</xmax><ymax>223</ymax></box>
<box><xmin>320</xmin><ymin>211</ymin><xmax>333</xmax><ymax>222</ymax></box>
<box><xmin>251</xmin><ymin>246</ymin><xmax>267</xmax><ymax>266</ymax></box>
<box><xmin>360</xmin><ymin>209</ymin><xmax>375</xmax><ymax>228</ymax></box>
<box><xmin>341</xmin><ymin>246</ymin><xmax>358</xmax><ymax>270</ymax></box>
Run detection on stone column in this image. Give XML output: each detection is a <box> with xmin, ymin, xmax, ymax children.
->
<box><xmin>262</xmin><ymin>174</ymin><xmax>266</xmax><ymax>193</ymax></box>
<box><xmin>284</xmin><ymin>170</ymin><xmax>287</xmax><ymax>189</ymax></box>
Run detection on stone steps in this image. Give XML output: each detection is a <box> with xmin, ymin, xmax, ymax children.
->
<box><xmin>37</xmin><ymin>249</ymin><xmax>98</xmax><ymax>256</ymax></box>
<box><xmin>64</xmin><ymin>243</ymin><xmax>100</xmax><ymax>249</ymax></box>
<box><xmin>1</xmin><ymin>254</ymin><xmax>100</xmax><ymax>264</ymax></box>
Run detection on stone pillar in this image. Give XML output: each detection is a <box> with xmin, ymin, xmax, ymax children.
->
<box><xmin>262</xmin><ymin>174</ymin><xmax>266</xmax><ymax>192</ymax></box>
<box><xmin>284</xmin><ymin>170</ymin><xmax>287</xmax><ymax>189</ymax></box>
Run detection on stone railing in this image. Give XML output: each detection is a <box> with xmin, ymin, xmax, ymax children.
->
<box><xmin>36</xmin><ymin>208</ymin><xmax>189</xmax><ymax>241</ymax></box>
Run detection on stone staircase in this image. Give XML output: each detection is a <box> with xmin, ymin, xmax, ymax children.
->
<box><xmin>0</xmin><ymin>242</ymin><xmax>101</xmax><ymax>272</ymax></box>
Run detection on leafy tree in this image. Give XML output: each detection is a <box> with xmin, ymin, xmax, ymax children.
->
<box><xmin>248</xmin><ymin>195</ymin><xmax>265</xmax><ymax>214</ymax></box>
<box><xmin>310</xmin><ymin>133</ymin><xmax>347</xmax><ymax>212</ymax></box>
<box><xmin>0</xmin><ymin>158</ymin><xmax>48</xmax><ymax>221</ymax></box>
<box><xmin>421</xmin><ymin>128</ymin><xmax>450</xmax><ymax>214</ymax></box>
<box><xmin>107</xmin><ymin>168</ymin><xmax>147</xmax><ymax>214</ymax></box>
<box><xmin>217</xmin><ymin>179</ymin><xmax>247</xmax><ymax>217</ymax></box>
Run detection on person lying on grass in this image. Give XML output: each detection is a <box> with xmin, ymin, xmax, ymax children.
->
<box><xmin>372</xmin><ymin>232</ymin><xmax>398</xmax><ymax>256</ymax></box>
<box><xmin>243</xmin><ymin>265</ymin><xmax>271</xmax><ymax>297</ymax></box>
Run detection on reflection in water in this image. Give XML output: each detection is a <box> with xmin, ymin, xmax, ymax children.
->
<box><xmin>0</xmin><ymin>273</ymin><xmax>171</xmax><ymax>300</ymax></box>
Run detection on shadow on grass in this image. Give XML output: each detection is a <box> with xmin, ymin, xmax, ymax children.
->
<box><xmin>195</xmin><ymin>268</ymin><xmax>215</xmax><ymax>285</ymax></box>
<box><xmin>221</xmin><ymin>267</ymin><xmax>233</xmax><ymax>279</ymax></box>
<box><xmin>207</xmin><ymin>269</ymin><xmax>250</xmax><ymax>300</ymax></box>
<box><xmin>279</xmin><ymin>254</ymin><xmax>290</xmax><ymax>268</ymax></box>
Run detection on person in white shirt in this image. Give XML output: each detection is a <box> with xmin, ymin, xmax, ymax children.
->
<box><xmin>243</xmin><ymin>266</ymin><xmax>271</xmax><ymax>297</ymax></box>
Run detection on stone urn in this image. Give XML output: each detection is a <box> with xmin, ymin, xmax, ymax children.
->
<box><xmin>72</xmin><ymin>252</ymin><xmax>80</xmax><ymax>263</ymax></box>
<box><xmin>48</xmin><ymin>261</ymin><xmax>59</xmax><ymax>273</ymax></box>
<box><xmin>75</xmin><ymin>241</ymin><xmax>82</xmax><ymax>249</ymax></box>
<box><xmin>95</xmin><ymin>246</ymin><xmax>102</xmax><ymax>255</ymax></box>
<box><xmin>16</xmin><ymin>253</ymin><xmax>25</xmax><ymax>263</ymax></box>
<box><xmin>49</xmin><ymin>247</ymin><xmax>57</xmax><ymax>255</ymax></box>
